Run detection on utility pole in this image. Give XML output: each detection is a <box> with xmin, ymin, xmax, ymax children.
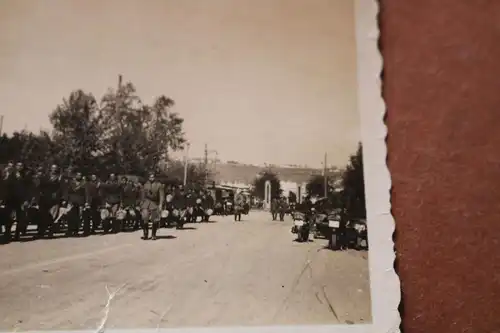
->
<box><xmin>183</xmin><ymin>142</ymin><xmax>190</xmax><ymax>186</ymax></box>
<box><xmin>204</xmin><ymin>143</ymin><xmax>209</xmax><ymax>186</ymax></box>
<box><xmin>213</xmin><ymin>151</ymin><xmax>218</xmax><ymax>184</ymax></box>
<box><xmin>0</xmin><ymin>115</ymin><xmax>4</xmax><ymax>136</ymax></box>
<box><xmin>323</xmin><ymin>152</ymin><xmax>328</xmax><ymax>198</ymax></box>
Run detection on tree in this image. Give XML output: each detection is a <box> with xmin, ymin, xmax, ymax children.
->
<box><xmin>306</xmin><ymin>174</ymin><xmax>330</xmax><ymax>197</ymax></box>
<box><xmin>2</xmin><ymin>75</ymin><xmax>188</xmax><ymax>179</ymax></box>
<box><xmin>49</xmin><ymin>90</ymin><xmax>103</xmax><ymax>173</ymax></box>
<box><xmin>252</xmin><ymin>170</ymin><xmax>281</xmax><ymax>200</ymax></box>
<box><xmin>99</xmin><ymin>81</ymin><xmax>143</xmax><ymax>174</ymax></box>
<box><xmin>99</xmin><ymin>77</ymin><xmax>186</xmax><ymax>176</ymax></box>
<box><xmin>0</xmin><ymin>130</ymin><xmax>57</xmax><ymax>170</ymax></box>
<box><xmin>163</xmin><ymin>160</ymin><xmax>210</xmax><ymax>188</ymax></box>
<box><xmin>341</xmin><ymin>143</ymin><xmax>366</xmax><ymax>219</ymax></box>
<box><xmin>141</xmin><ymin>96</ymin><xmax>186</xmax><ymax>170</ymax></box>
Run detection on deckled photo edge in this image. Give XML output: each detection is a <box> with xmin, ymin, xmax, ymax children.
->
<box><xmin>356</xmin><ymin>0</ymin><xmax>401</xmax><ymax>333</ymax></box>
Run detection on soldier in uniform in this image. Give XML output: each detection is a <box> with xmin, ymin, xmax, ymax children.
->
<box><xmin>84</xmin><ymin>174</ymin><xmax>101</xmax><ymax>234</ymax></box>
<box><xmin>100</xmin><ymin>173</ymin><xmax>122</xmax><ymax>234</ymax></box>
<box><xmin>0</xmin><ymin>167</ymin><xmax>8</xmax><ymax>241</ymax></box>
<box><xmin>278</xmin><ymin>196</ymin><xmax>288</xmax><ymax>221</ymax></box>
<box><xmin>41</xmin><ymin>165</ymin><xmax>63</xmax><ymax>238</ymax></box>
<box><xmin>4</xmin><ymin>162</ymin><xmax>29</xmax><ymax>241</ymax></box>
<box><xmin>140</xmin><ymin>172</ymin><xmax>165</xmax><ymax>240</ymax></box>
<box><xmin>270</xmin><ymin>197</ymin><xmax>278</xmax><ymax>221</ymax></box>
<box><xmin>28</xmin><ymin>167</ymin><xmax>45</xmax><ymax>238</ymax></box>
<box><xmin>133</xmin><ymin>181</ymin><xmax>143</xmax><ymax>230</ymax></box>
<box><xmin>3</xmin><ymin>161</ymin><xmax>14</xmax><ymax>180</ymax></box>
<box><xmin>162</xmin><ymin>185</ymin><xmax>175</xmax><ymax>228</ymax></box>
<box><xmin>201</xmin><ymin>190</ymin><xmax>214</xmax><ymax>222</ymax></box>
<box><xmin>172</xmin><ymin>185</ymin><xmax>186</xmax><ymax>229</ymax></box>
<box><xmin>184</xmin><ymin>188</ymin><xmax>196</xmax><ymax>223</ymax></box>
<box><xmin>234</xmin><ymin>190</ymin><xmax>245</xmax><ymax>222</ymax></box>
<box><xmin>65</xmin><ymin>171</ymin><xmax>86</xmax><ymax>237</ymax></box>
<box><xmin>120</xmin><ymin>176</ymin><xmax>139</xmax><ymax>231</ymax></box>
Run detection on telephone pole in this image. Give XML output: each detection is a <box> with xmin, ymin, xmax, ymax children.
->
<box><xmin>323</xmin><ymin>153</ymin><xmax>328</xmax><ymax>198</ymax></box>
<box><xmin>183</xmin><ymin>142</ymin><xmax>190</xmax><ymax>186</ymax></box>
<box><xmin>0</xmin><ymin>115</ymin><xmax>4</xmax><ymax>136</ymax></box>
<box><xmin>204</xmin><ymin>143</ymin><xmax>209</xmax><ymax>186</ymax></box>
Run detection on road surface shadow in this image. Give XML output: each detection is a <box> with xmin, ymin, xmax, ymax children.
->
<box><xmin>201</xmin><ymin>220</ymin><xmax>218</xmax><ymax>223</ymax></box>
<box><xmin>1</xmin><ymin>233</ymin><xmax>72</xmax><ymax>244</ymax></box>
<box><xmin>177</xmin><ymin>227</ymin><xmax>197</xmax><ymax>230</ymax></box>
<box><xmin>155</xmin><ymin>235</ymin><xmax>177</xmax><ymax>240</ymax></box>
<box><xmin>292</xmin><ymin>239</ymin><xmax>314</xmax><ymax>243</ymax></box>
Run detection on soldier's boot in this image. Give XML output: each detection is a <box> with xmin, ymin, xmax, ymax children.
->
<box><xmin>91</xmin><ymin>208</ymin><xmax>100</xmax><ymax>234</ymax></box>
<box><xmin>82</xmin><ymin>215</ymin><xmax>91</xmax><ymax>236</ymax></box>
<box><xmin>151</xmin><ymin>221</ymin><xmax>158</xmax><ymax>240</ymax></box>
<box><xmin>142</xmin><ymin>221</ymin><xmax>149</xmax><ymax>240</ymax></box>
<box><xmin>133</xmin><ymin>216</ymin><xmax>141</xmax><ymax>230</ymax></box>
<box><xmin>2</xmin><ymin>216</ymin><xmax>13</xmax><ymax>243</ymax></box>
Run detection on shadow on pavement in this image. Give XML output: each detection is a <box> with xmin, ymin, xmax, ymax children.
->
<box><xmin>292</xmin><ymin>239</ymin><xmax>314</xmax><ymax>243</ymax></box>
<box><xmin>155</xmin><ymin>235</ymin><xmax>177</xmax><ymax>240</ymax></box>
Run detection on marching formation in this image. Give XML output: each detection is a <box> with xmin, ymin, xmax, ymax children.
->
<box><xmin>0</xmin><ymin>161</ymin><xmax>250</xmax><ymax>244</ymax></box>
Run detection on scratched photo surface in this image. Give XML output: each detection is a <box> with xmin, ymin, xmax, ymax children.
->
<box><xmin>0</xmin><ymin>0</ymin><xmax>373</xmax><ymax>331</ymax></box>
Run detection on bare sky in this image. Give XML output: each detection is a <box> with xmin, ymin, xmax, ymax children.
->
<box><xmin>0</xmin><ymin>0</ymin><xmax>359</xmax><ymax>168</ymax></box>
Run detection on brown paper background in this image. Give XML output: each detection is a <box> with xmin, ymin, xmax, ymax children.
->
<box><xmin>381</xmin><ymin>1</ymin><xmax>500</xmax><ymax>332</ymax></box>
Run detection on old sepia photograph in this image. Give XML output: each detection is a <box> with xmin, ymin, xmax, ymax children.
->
<box><xmin>0</xmin><ymin>1</ymin><xmax>396</xmax><ymax>333</ymax></box>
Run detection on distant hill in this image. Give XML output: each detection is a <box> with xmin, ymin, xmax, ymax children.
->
<box><xmin>211</xmin><ymin>161</ymin><xmax>329</xmax><ymax>185</ymax></box>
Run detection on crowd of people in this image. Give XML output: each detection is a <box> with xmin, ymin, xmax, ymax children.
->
<box><xmin>0</xmin><ymin>161</ymin><xmax>248</xmax><ymax>244</ymax></box>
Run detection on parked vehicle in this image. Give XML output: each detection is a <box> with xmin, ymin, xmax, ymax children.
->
<box><xmin>346</xmin><ymin>218</ymin><xmax>368</xmax><ymax>250</ymax></box>
<box><xmin>291</xmin><ymin>209</ymin><xmax>314</xmax><ymax>243</ymax></box>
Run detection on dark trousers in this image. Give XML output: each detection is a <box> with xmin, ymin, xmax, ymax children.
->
<box><xmin>82</xmin><ymin>206</ymin><xmax>97</xmax><ymax>235</ymax></box>
<box><xmin>66</xmin><ymin>204</ymin><xmax>81</xmax><ymax>236</ymax></box>
<box><xmin>279</xmin><ymin>211</ymin><xmax>285</xmax><ymax>221</ymax></box>
<box><xmin>142</xmin><ymin>219</ymin><xmax>159</xmax><ymax>238</ymax></box>
<box><xmin>88</xmin><ymin>201</ymin><xmax>101</xmax><ymax>233</ymax></box>
<box><xmin>234</xmin><ymin>208</ymin><xmax>242</xmax><ymax>221</ymax></box>
<box><xmin>133</xmin><ymin>209</ymin><xmax>141</xmax><ymax>230</ymax></box>
<box><xmin>0</xmin><ymin>205</ymin><xmax>9</xmax><ymax>241</ymax></box>
<box><xmin>3</xmin><ymin>201</ymin><xmax>26</xmax><ymax>241</ymax></box>
<box><xmin>141</xmin><ymin>207</ymin><xmax>160</xmax><ymax>239</ymax></box>
<box><xmin>103</xmin><ymin>203</ymin><xmax>119</xmax><ymax>234</ymax></box>
<box><xmin>27</xmin><ymin>206</ymin><xmax>42</xmax><ymax>238</ymax></box>
<box><xmin>102</xmin><ymin>217</ymin><xmax>115</xmax><ymax>234</ymax></box>
<box><xmin>37</xmin><ymin>203</ymin><xmax>59</xmax><ymax>238</ymax></box>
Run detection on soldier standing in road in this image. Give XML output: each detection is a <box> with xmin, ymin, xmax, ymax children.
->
<box><xmin>4</xmin><ymin>162</ymin><xmax>29</xmax><ymax>241</ymax></box>
<box><xmin>270</xmin><ymin>197</ymin><xmax>278</xmax><ymax>221</ymax></box>
<box><xmin>133</xmin><ymin>181</ymin><xmax>143</xmax><ymax>230</ymax></box>
<box><xmin>234</xmin><ymin>190</ymin><xmax>245</xmax><ymax>222</ymax></box>
<box><xmin>120</xmin><ymin>176</ymin><xmax>139</xmax><ymax>231</ymax></box>
<box><xmin>172</xmin><ymin>185</ymin><xmax>186</xmax><ymax>228</ymax></box>
<box><xmin>41</xmin><ymin>165</ymin><xmax>63</xmax><ymax>238</ymax></box>
<box><xmin>65</xmin><ymin>171</ymin><xmax>86</xmax><ymax>237</ymax></box>
<box><xmin>84</xmin><ymin>174</ymin><xmax>101</xmax><ymax>235</ymax></box>
<box><xmin>100</xmin><ymin>173</ymin><xmax>122</xmax><ymax>234</ymax></box>
<box><xmin>0</xmin><ymin>167</ymin><xmax>8</xmax><ymax>241</ymax></box>
<box><xmin>140</xmin><ymin>173</ymin><xmax>165</xmax><ymax>240</ymax></box>
<box><xmin>28</xmin><ymin>167</ymin><xmax>45</xmax><ymax>239</ymax></box>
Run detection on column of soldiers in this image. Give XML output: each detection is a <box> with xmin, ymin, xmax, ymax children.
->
<box><xmin>0</xmin><ymin>162</ymin><xmax>216</xmax><ymax>243</ymax></box>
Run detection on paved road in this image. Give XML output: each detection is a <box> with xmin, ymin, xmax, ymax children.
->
<box><xmin>0</xmin><ymin>211</ymin><xmax>371</xmax><ymax>331</ymax></box>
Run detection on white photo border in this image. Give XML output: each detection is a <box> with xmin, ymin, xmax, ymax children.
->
<box><xmin>17</xmin><ymin>1</ymin><xmax>399</xmax><ymax>333</ymax></box>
